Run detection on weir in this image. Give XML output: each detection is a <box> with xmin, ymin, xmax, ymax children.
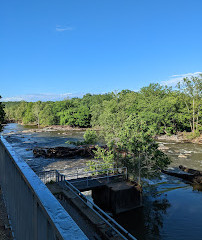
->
<box><xmin>38</xmin><ymin>166</ymin><xmax>141</xmax><ymax>214</ymax></box>
<box><xmin>39</xmin><ymin>169</ymin><xmax>138</xmax><ymax>240</ymax></box>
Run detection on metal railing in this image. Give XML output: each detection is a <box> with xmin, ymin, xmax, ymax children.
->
<box><xmin>37</xmin><ymin>170</ymin><xmax>58</xmax><ymax>184</ymax></box>
<box><xmin>38</xmin><ymin>166</ymin><xmax>127</xmax><ymax>187</ymax></box>
<box><xmin>69</xmin><ymin>168</ymin><xmax>126</xmax><ymax>186</ymax></box>
<box><xmin>56</xmin><ymin>171</ymin><xmax>136</xmax><ymax>240</ymax></box>
<box><xmin>0</xmin><ymin>136</ymin><xmax>88</xmax><ymax>240</ymax></box>
<box><xmin>59</xmin><ymin>166</ymin><xmax>127</xmax><ymax>186</ymax></box>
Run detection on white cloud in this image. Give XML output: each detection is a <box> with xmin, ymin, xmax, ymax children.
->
<box><xmin>56</xmin><ymin>25</ymin><xmax>73</xmax><ymax>32</ymax></box>
<box><xmin>161</xmin><ymin>72</ymin><xmax>202</xmax><ymax>86</ymax></box>
<box><xmin>1</xmin><ymin>93</ymin><xmax>84</xmax><ymax>102</ymax></box>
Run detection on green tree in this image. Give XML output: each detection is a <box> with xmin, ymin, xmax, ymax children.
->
<box><xmin>138</xmin><ymin>84</ymin><xmax>173</xmax><ymax>134</ymax></box>
<box><xmin>117</xmin><ymin>115</ymin><xmax>170</xmax><ymax>184</ymax></box>
<box><xmin>86</xmin><ymin>146</ymin><xmax>114</xmax><ymax>173</ymax></box>
<box><xmin>22</xmin><ymin>102</ymin><xmax>35</xmax><ymax>124</ymax></box>
<box><xmin>83</xmin><ymin>129</ymin><xmax>97</xmax><ymax>144</ymax></box>
<box><xmin>0</xmin><ymin>96</ymin><xmax>5</xmax><ymax>130</ymax></box>
<box><xmin>39</xmin><ymin>102</ymin><xmax>56</xmax><ymax>126</ymax></box>
<box><xmin>33</xmin><ymin>101</ymin><xmax>42</xmax><ymax>127</ymax></box>
<box><xmin>177</xmin><ymin>75</ymin><xmax>202</xmax><ymax>133</ymax></box>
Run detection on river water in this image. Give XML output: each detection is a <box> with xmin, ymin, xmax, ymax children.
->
<box><xmin>2</xmin><ymin>123</ymin><xmax>202</xmax><ymax>240</ymax></box>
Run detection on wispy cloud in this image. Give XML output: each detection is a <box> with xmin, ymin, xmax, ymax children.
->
<box><xmin>1</xmin><ymin>93</ymin><xmax>84</xmax><ymax>102</ymax></box>
<box><xmin>161</xmin><ymin>72</ymin><xmax>202</xmax><ymax>86</ymax></box>
<box><xmin>56</xmin><ymin>25</ymin><xmax>73</xmax><ymax>32</ymax></box>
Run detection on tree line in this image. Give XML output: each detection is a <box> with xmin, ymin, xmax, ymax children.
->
<box><xmin>1</xmin><ymin>75</ymin><xmax>201</xmax><ymax>183</ymax></box>
<box><xmin>0</xmin><ymin>96</ymin><xmax>5</xmax><ymax>131</ymax></box>
<box><xmin>3</xmin><ymin>76</ymin><xmax>202</xmax><ymax>136</ymax></box>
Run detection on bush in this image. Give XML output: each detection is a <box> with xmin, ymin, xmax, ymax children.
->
<box><xmin>83</xmin><ymin>130</ymin><xmax>97</xmax><ymax>144</ymax></box>
<box><xmin>183</xmin><ymin>131</ymin><xmax>200</xmax><ymax>140</ymax></box>
<box><xmin>86</xmin><ymin>146</ymin><xmax>114</xmax><ymax>173</ymax></box>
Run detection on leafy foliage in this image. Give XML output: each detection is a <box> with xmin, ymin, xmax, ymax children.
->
<box><xmin>86</xmin><ymin>146</ymin><xmax>114</xmax><ymax>172</ymax></box>
<box><xmin>0</xmin><ymin>96</ymin><xmax>5</xmax><ymax>131</ymax></box>
<box><xmin>105</xmin><ymin>115</ymin><xmax>170</xmax><ymax>183</ymax></box>
<box><xmin>3</xmin><ymin>76</ymin><xmax>202</xmax><ymax>134</ymax></box>
<box><xmin>177</xmin><ymin>74</ymin><xmax>202</xmax><ymax>133</ymax></box>
<box><xmin>83</xmin><ymin>129</ymin><xmax>97</xmax><ymax>144</ymax></box>
<box><xmin>66</xmin><ymin>129</ymin><xmax>98</xmax><ymax>146</ymax></box>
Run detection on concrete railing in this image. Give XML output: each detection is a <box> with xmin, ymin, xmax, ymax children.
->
<box><xmin>0</xmin><ymin>136</ymin><xmax>88</xmax><ymax>240</ymax></box>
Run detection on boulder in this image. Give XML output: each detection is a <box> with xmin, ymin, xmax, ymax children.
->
<box><xmin>162</xmin><ymin>165</ymin><xmax>202</xmax><ymax>184</ymax></box>
<box><xmin>33</xmin><ymin>145</ymin><xmax>99</xmax><ymax>158</ymax></box>
<box><xmin>178</xmin><ymin>154</ymin><xmax>187</xmax><ymax>158</ymax></box>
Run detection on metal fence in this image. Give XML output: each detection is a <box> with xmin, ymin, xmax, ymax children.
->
<box><xmin>59</xmin><ymin>167</ymin><xmax>127</xmax><ymax>187</ymax></box>
<box><xmin>37</xmin><ymin>168</ymin><xmax>137</xmax><ymax>240</ymax></box>
<box><xmin>0</xmin><ymin>136</ymin><xmax>88</xmax><ymax>240</ymax></box>
<box><xmin>57</xmin><ymin>172</ymin><xmax>137</xmax><ymax>240</ymax></box>
<box><xmin>38</xmin><ymin>166</ymin><xmax>127</xmax><ymax>185</ymax></box>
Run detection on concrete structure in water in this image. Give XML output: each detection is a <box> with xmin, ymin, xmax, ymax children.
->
<box><xmin>92</xmin><ymin>181</ymin><xmax>142</xmax><ymax>214</ymax></box>
<box><xmin>65</xmin><ymin>167</ymin><xmax>142</xmax><ymax>215</ymax></box>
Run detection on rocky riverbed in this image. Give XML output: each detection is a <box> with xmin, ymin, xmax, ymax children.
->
<box><xmin>156</xmin><ymin>132</ymin><xmax>202</xmax><ymax>144</ymax></box>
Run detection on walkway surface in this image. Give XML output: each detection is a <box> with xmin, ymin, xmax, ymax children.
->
<box><xmin>0</xmin><ymin>187</ymin><xmax>13</xmax><ymax>240</ymax></box>
<box><xmin>47</xmin><ymin>182</ymin><xmax>122</xmax><ymax>240</ymax></box>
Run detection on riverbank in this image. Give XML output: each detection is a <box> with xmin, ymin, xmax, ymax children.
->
<box><xmin>155</xmin><ymin>132</ymin><xmax>202</xmax><ymax>144</ymax></box>
<box><xmin>3</xmin><ymin>124</ymin><xmax>101</xmax><ymax>136</ymax></box>
<box><xmin>5</xmin><ymin>123</ymin><xmax>202</xmax><ymax>144</ymax></box>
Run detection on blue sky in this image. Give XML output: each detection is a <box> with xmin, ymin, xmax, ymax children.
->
<box><xmin>1</xmin><ymin>0</ymin><xmax>202</xmax><ymax>101</ymax></box>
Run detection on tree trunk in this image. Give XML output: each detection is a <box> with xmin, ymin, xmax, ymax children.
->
<box><xmin>138</xmin><ymin>154</ymin><xmax>141</xmax><ymax>185</ymax></box>
<box><xmin>185</xmin><ymin>101</ymin><xmax>192</xmax><ymax>131</ymax></box>
<box><xmin>193</xmin><ymin>98</ymin><xmax>195</xmax><ymax>133</ymax></box>
<box><xmin>37</xmin><ymin>114</ymin><xmax>40</xmax><ymax>128</ymax></box>
<box><xmin>196</xmin><ymin>108</ymin><xmax>199</xmax><ymax>132</ymax></box>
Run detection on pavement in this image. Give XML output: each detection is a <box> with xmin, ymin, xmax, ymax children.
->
<box><xmin>0</xmin><ymin>187</ymin><xmax>13</xmax><ymax>240</ymax></box>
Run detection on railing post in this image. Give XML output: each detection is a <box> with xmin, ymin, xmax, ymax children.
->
<box><xmin>87</xmin><ymin>173</ymin><xmax>89</xmax><ymax>187</ymax></box>
<box><xmin>56</xmin><ymin>171</ymin><xmax>58</xmax><ymax>182</ymax></box>
<box><xmin>125</xmin><ymin>167</ymin><xmax>128</xmax><ymax>180</ymax></box>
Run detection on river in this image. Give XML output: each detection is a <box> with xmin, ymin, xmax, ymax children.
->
<box><xmin>2</xmin><ymin>123</ymin><xmax>202</xmax><ymax>240</ymax></box>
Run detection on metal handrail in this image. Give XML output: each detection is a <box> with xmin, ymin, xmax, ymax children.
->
<box><xmin>48</xmin><ymin>162</ymin><xmax>116</xmax><ymax>173</ymax></box>
<box><xmin>58</xmin><ymin>175</ymin><xmax>136</xmax><ymax>240</ymax></box>
<box><xmin>37</xmin><ymin>167</ymin><xmax>127</xmax><ymax>188</ymax></box>
<box><xmin>59</xmin><ymin>167</ymin><xmax>127</xmax><ymax>178</ymax></box>
<box><xmin>58</xmin><ymin>167</ymin><xmax>127</xmax><ymax>187</ymax></box>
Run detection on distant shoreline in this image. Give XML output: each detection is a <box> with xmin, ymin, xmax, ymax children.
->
<box><xmin>155</xmin><ymin>133</ymin><xmax>202</xmax><ymax>144</ymax></box>
<box><xmin>4</xmin><ymin>122</ymin><xmax>202</xmax><ymax>144</ymax></box>
<box><xmin>3</xmin><ymin>122</ymin><xmax>100</xmax><ymax>133</ymax></box>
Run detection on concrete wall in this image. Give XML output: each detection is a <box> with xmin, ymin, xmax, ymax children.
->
<box><xmin>0</xmin><ymin>136</ymin><xmax>88</xmax><ymax>240</ymax></box>
<box><xmin>92</xmin><ymin>183</ymin><xmax>141</xmax><ymax>214</ymax></box>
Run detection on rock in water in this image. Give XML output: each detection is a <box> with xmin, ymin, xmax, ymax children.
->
<box><xmin>179</xmin><ymin>165</ymin><xmax>202</xmax><ymax>176</ymax></box>
<box><xmin>33</xmin><ymin>146</ymin><xmax>97</xmax><ymax>158</ymax></box>
<box><xmin>162</xmin><ymin>165</ymin><xmax>202</xmax><ymax>184</ymax></box>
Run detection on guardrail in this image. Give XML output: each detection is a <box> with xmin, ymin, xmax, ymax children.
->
<box><xmin>38</xmin><ymin>166</ymin><xmax>127</xmax><ymax>187</ymax></box>
<box><xmin>41</xmin><ymin>162</ymin><xmax>116</xmax><ymax>180</ymax></box>
<box><xmin>37</xmin><ymin>170</ymin><xmax>58</xmax><ymax>184</ymax></box>
<box><xmin>62</xmin><ymin>167</ymin><xmax>127</xmax><ymax>186</ymax></box>
<box><xmin>0</xmin><ymin>136</ymin><xmax>88</xmax><ymax>240</ymax></box>
<box><xmin>56</xmin><ymin>171</ymin><xmax>136</xmax><ymax>240</ymax></box>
